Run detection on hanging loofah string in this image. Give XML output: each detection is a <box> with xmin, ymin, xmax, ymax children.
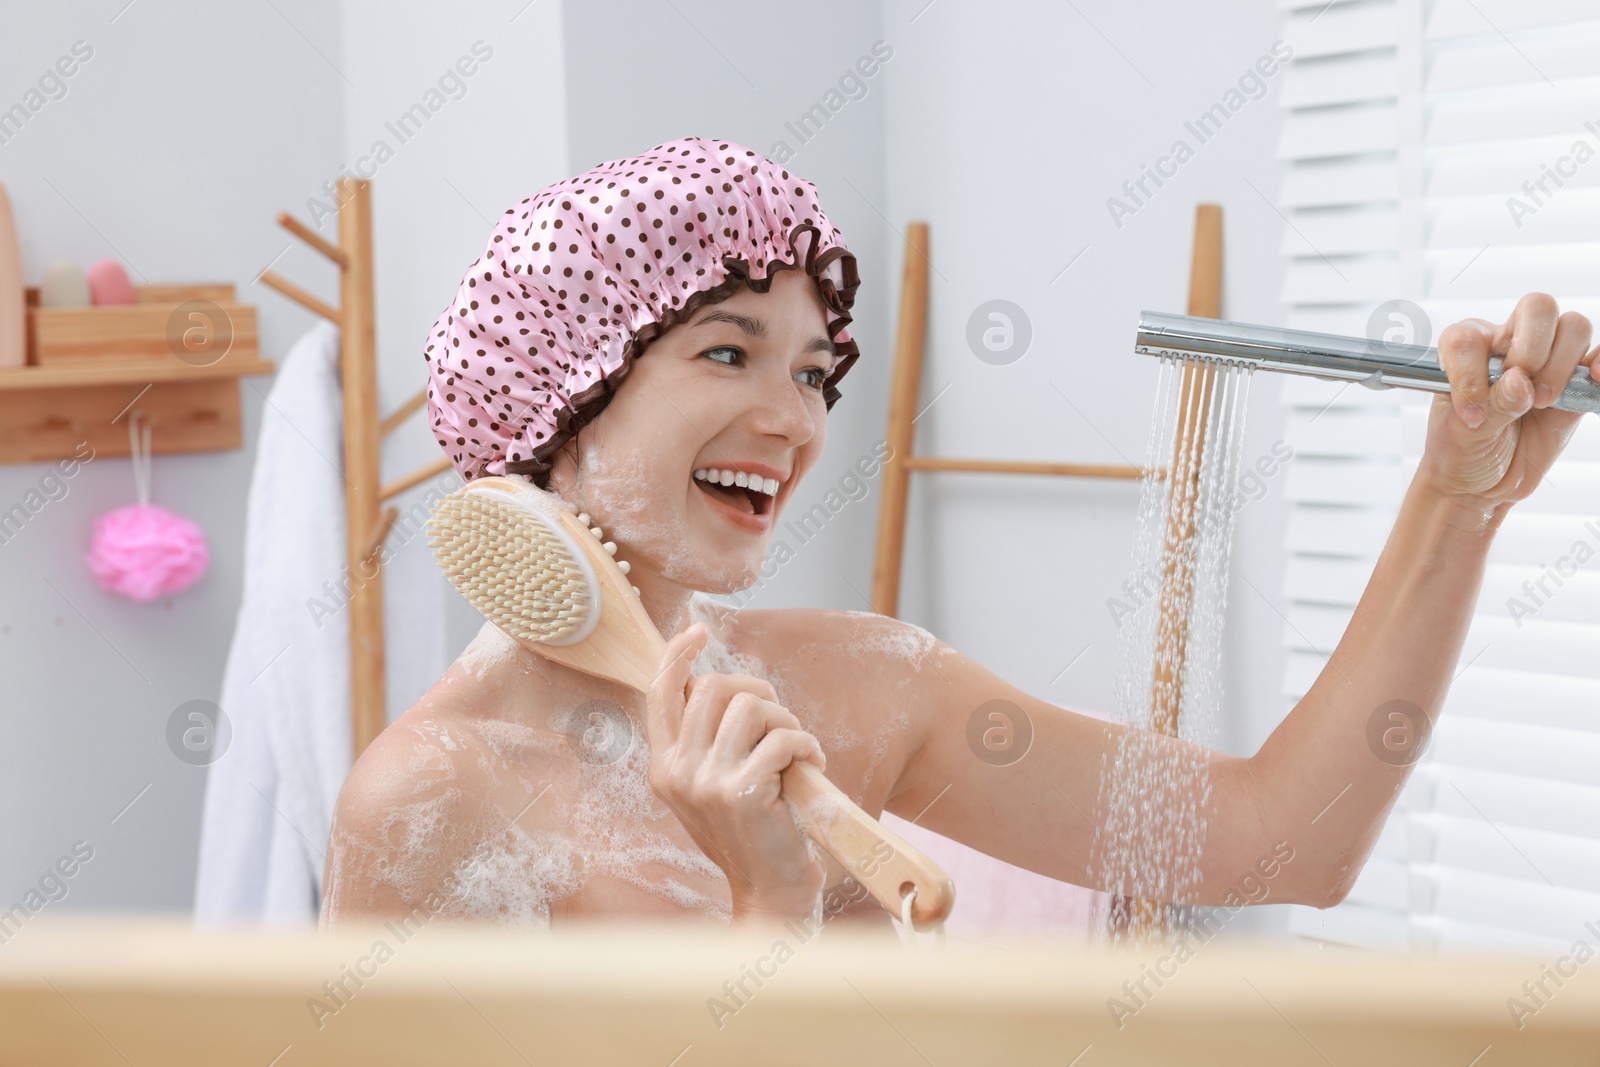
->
<box><xmin>131</xmin><ymin>411</ymin><xmax>152</xmax><ymax>506</ymax></box>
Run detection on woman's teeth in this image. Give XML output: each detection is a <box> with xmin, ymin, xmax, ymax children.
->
<box><xmin>692</xmin><ymin>468</ymin><xmax>781</xmax><ymax>497</ymax></box>
<box><xmin>692</xmin><ymin>467</ymin><xmax>778</xmax><ymax>517</ymax></box>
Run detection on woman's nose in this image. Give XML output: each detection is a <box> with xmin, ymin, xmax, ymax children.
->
<box><xmin>753</xmin><ymin>374</ymin><xmax>818</xmax><ymax>442</ymax></box>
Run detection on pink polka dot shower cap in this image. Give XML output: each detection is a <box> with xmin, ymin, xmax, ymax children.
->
<box><xmin>423</xmin><ymin>135</ymin><xmax>862</xmax><ymax>487</ymax></box>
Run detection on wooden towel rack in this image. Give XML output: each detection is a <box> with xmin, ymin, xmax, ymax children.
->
<box><xmin>259</xmin><ymin>177</ymin><xmax>452</xmax><ymax>760</ymax></box>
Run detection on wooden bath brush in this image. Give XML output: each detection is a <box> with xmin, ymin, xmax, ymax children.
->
<box><xmin>426</xmin><ymin>475</ymin><xmax>955</xmax><ymax>931</ymax></box>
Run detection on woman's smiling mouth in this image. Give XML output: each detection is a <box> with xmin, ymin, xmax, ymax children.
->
<box><xmin>692</xmin><ymin>466</ymin><xmax>781</xmax><ymax>531</ymax></box>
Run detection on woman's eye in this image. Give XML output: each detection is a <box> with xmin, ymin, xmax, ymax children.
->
<box><xmin>702</xmin><ymin>345</ymin><xmax>827</xmax><ymax>391</ymax></box>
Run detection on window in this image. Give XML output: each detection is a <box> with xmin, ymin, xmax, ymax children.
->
<box><xmin>1274</xmin><ymin>0</ymin><xmax>1600</xmax><ymax>954</ymax></box>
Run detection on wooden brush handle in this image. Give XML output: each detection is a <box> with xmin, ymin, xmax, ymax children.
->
<box><xmin>780</xmin><ymin>759</ymin><xmax>955</xmax><ymax>931</ymax></box>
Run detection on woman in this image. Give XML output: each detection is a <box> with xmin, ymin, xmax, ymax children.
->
<box><xmin>320</xmin><ymin>136</ymin><xmax>1594</xmax><ymax>933</ymax></box>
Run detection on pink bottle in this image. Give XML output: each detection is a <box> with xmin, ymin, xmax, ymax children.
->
<box><xmin>88</xmin><ymin>258</ymin><xmax>135</xmax><ymax>306</ymax></box>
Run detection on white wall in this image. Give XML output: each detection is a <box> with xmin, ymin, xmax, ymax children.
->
<box><xmin>333</xmin><ymin>0</ymin><xmax>571</xmax><ymax>726</ymax></box>
<box><xmin>0</xmin><ymin>0</ymin><xmax>347</xmax><ymax>913</ymax></box>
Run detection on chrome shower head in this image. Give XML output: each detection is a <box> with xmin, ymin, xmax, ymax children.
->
<box><xmin>1135</xmin><ymin>310</ymin><xmax>1600</xmax><ymax>415</ymax></box>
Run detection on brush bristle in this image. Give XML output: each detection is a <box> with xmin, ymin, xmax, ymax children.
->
<box><xmin>427</xmin><ymin>490</ymin><xmax>593</xmax><ymax>643</ymax></box>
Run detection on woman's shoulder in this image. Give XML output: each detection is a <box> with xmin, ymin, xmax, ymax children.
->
<box><xmin>730</xmin><ymin>602</ymin><xmax>940</xmax><ymax>651</ymax></box>
<box><xmin>718</xmin><ymin>604</ymin><xmax>948</xmax><ymax>812</ymax></box>
<box><xmin>331</xmin><ymin>625</ymin><xmax>556</xmax><ymax>844</ymax></box>
<box><xmin>335</xmin><ymin>641</ymin><xmax>570</xmax><ymax>824</ymax></box>
<box><xmin>330</xmin><ymin>703</ymin><xmax>497</xmax><ymax>843</ymax></box>
<box><xmin>320</xmin><ymin>701</ymin><xmax>496</xmax><ymax>917</ymax></box>
<box><xmin>722</xmin><ymin>603</ymin><xmax>945</xmax><ymax>689</ymax></box>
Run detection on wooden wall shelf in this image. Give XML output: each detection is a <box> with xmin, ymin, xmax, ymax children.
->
<box><xmin>0</xmin><ymin>283</ymin><xmax>275</xmax><ymax>465</ymax></box>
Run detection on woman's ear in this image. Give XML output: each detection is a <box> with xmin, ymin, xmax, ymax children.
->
<box><xmin>544</xmin><ymin>435</ymin><xmax>581</xmax><ymax>496</ymax></box>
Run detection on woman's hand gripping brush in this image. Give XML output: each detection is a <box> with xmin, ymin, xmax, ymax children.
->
<box><xmin>647</xmin><ymin>621</ymin><xmax>829</xmax><ymax>926</ymax></box>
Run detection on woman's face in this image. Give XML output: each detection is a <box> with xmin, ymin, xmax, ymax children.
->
<box><xmin>545</xmin><ymin>268</ymin><xmax>838</xmax><ymax>593</ymax></box>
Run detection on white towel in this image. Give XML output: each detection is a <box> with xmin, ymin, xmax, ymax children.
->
<box><xmin>194</xmin><ymin>320</ymin><xmax>351</xmax><ymax>926</ymax></box>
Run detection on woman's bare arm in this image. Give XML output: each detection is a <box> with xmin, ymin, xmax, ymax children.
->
<box><xmin>883</xmin><ymin>294</ymin><xmax>1591</xmax><ymax>909</ymax></box>
<box><xmin>882</xmin><ymin>468</ymin><xmax>1499</xmax><ymax>908</ymax></box>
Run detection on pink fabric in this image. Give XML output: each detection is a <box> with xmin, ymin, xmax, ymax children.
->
<box><xmin>85</xmin><ymin>502</ymin><xmax>209</xmax><ymax>602</ymax></box>
<box><xmin>423</xmin><ymin>136</ymin><xmax>861</xmax><ymax>487</ymax></box>
<box><xmin>882</xmin><ymin>701</ymin><xmax>1119</xmax><ymax>942</ymax></box>
<box><xmin>884</xmin><ymin>812</ymin><xmax>1109</xmax><ymax>941</ymax></box>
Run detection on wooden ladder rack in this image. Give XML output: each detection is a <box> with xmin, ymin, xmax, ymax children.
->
<box><xmin>259</xmin><ymin>177</ymin><xmax>452</xmax><ymax>760</ymax></box>
<box><xmin>870</xmin><ymin>220</ymin><xmax>1159</xmax><ymax>618</ymax></box>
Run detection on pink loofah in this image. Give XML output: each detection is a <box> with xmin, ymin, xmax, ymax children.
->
<box><xmin>85</xmin><ymin>502</ymin><xmax>209</xmax><ymax>602</ymax></box>
<box><xmin>86</xmin><ymin>412</ymin><xmax>209</xmax><ymax>603</ymax></box>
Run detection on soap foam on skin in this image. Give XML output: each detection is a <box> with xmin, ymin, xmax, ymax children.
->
<box><xmin>444</xmin><ymin>736</ymin><xmax>732</xmax><ymax>925</ymax></box>
<box><xmin>457</xmin><ymin>619</ymin><xmax>523</xmax><ymax>683</ymax></box>
<box><xmin>321</xmin><ymin>632</ymin><xmax>664</xmax><ymax>925</ymax></box>
<box><xmin>446</xmin><ymin>826</ymin><xmax>584</xmax><ymax>927</ymax></box>
<box><xmin>559</xmin><ymin>733</ymin><xmax>732</xmax><ymax>916</ymax></box>
<box><xmin>489</xmin><ymin>704</ymin><xmax>735</xmax><ymax>922</ymax></box>
<box><xmin>445</xmin><ymin>605</ymin><xmax>919</xmax><ymax>924</ymax></box>
<box><xmin>836</xmin><ymin>610</ymin><xmax>939</xmax><ymax>673</ymax></box>
<box><xmin>388</xmin><ymin>461</ymin><xmax>927</xmax><ymax>926</ymax></box>
<box><xmin>471</xmin><ymin>718</ymin><xmax>565</xmax><ymax>763</ymax></box>
<box><xmin>334</xmin><ymin>715</ymin><xmax>731</xmax><ymax>926</ymax></box>
<box><xmin>564</xmin><ymin>441</ymin><xmax>766</xmax><ymax>635</ymax></box>
<box><xmin>400</xmin><ymin>724</ymin><xmax>464</xmax><ymax>788</ymax></box>
<box><xmin>466</xmin><ymin>607</ymin><xmax>740</xmax><ymax>923</ymax></box>
<box><xmin>325</xmin><ymin>786</ymin><xmax>459</xmax><ymax>912</ymax></box>
<box><xmin>378</xmin><ymin>466</ymin><xmax>745</xmax><ymax>925</ymax></box>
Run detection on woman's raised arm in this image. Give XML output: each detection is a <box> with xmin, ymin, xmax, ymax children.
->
<box><xmin>884</xmin><ymin>294</ymin><xmax>1594</xmax><ymax>910</ymax></box>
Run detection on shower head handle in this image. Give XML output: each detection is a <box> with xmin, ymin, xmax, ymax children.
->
<box><xmin>1135</xmin><ymin>310</ymin><xmax>1600</xmax><ymax>415</ymax></box>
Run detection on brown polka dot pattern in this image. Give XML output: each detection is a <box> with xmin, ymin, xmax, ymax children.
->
<box><xmin>422</xmin><ymin>135</ymin><xmax>862</xmax><ymax>489</ymax></box>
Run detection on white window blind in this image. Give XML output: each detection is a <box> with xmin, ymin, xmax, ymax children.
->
<box><xmin>1274</xmin><ymin>0</ymin><xmax>1600</xmax><ymax>955</ymax></box>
